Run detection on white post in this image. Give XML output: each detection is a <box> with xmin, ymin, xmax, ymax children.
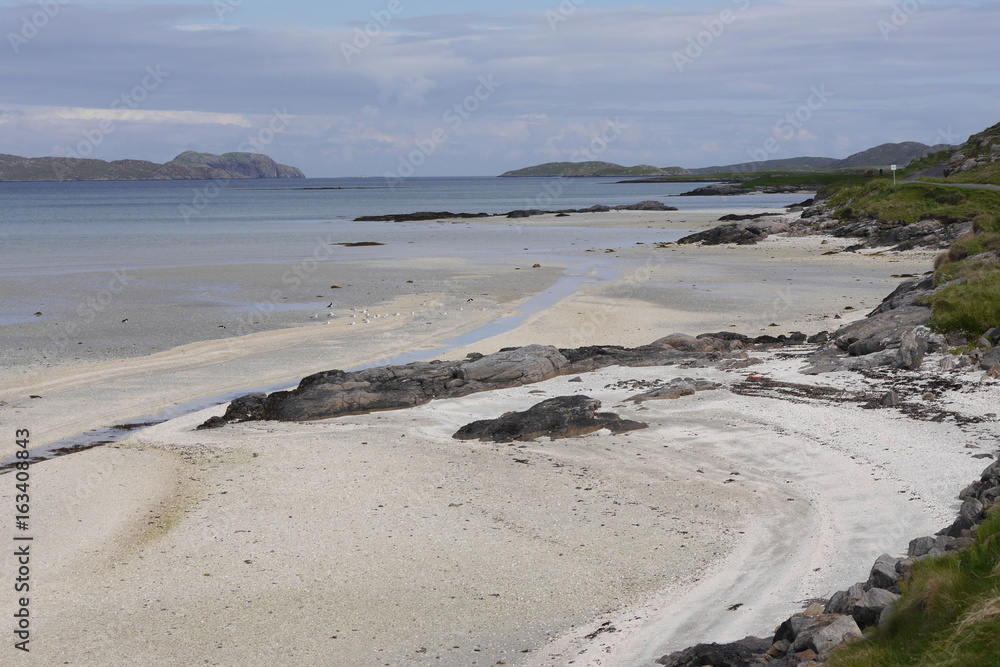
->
<box><xmin>891</xmin><ymin>164</ymin><xmax>897</xmax><ymax>186</ymax></box>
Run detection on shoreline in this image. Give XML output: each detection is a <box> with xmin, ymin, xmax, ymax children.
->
<box><xmin>0</xmin><ymin>206</ymin><xmax>973</xmax><ymax>666</ymax></box>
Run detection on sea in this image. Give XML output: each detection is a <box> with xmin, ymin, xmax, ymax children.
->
<box><xmin>0</xmin><ymin>176</ymin><xmax>808</xmax><ymax>277</ymax></box>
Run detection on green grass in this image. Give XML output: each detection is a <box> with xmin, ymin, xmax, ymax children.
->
<box><xmin>923</xmin><ymin>270</ymin><xmax>1000</xmax><ymax>338</ymax></box>
<box><xmin>827</xmin><ymin>508</ymin><xmax>1000</xmax><ymax>667</ymax></box>
<box><xmin>939</xmin><ymin>161</ymin><xmax>1000</xmax><ymax>186</ymax></box>
<box><xmin>825</xmin><ymin>181</ymin><xmax>1000</xmax><ymax>225</ymax></box>
<box><xmin>738</xmin><ymin>173</ymin><xmax>875</xmax><ymax>189</ymax></box>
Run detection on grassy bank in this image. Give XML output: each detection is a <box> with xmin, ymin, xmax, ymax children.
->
<box><xmin>827</xmin><ymin>507</ymin><xmax>1000</xmax><ymax>667</ymax></box>
<box><xmin>824</xmin><ymin>181</ymin><xmax>1000</xmax><ymax>225</ymax></box>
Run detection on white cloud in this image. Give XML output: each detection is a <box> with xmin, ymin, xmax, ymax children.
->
<box><xmin>0</xmin><ymin>2</ymin><xmax>996</xmax><ymax>175</ymax></box>
<box><xmin>28</xmin><ymin>107</ymin><xmax>253</xmax><ymax>127</ymax></box>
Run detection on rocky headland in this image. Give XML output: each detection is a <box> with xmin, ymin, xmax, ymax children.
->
<box><xmin>0</xmin><ymin>150</ymin><xmax>305</xmax><ymax>181</ymax></box>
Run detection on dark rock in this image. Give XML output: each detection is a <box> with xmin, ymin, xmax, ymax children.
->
<box><xmin>356</xmin><ymin>211</ymin><xmax>484</xmax><ymax>222</ymax></box>
<box><xmin>848</xmin><ymin>339</ymin><xmax>886</xmax><ymax>356</ymax></box>
<box><xmin>197</xmin><ymin>393</ymin><xmax>270</xmax><ymax>429</ymax></box>
<box><xmin>980</xmin><ymin>346</ymin><xmax>1000</xmax><ymax>371</ymax></box>
<box><xmin>825</xmin><ymin>583</ymin><xmax>865</xmax><ymax>615</ymax></box>
<box><xmin>789</xmin><ymin>614</ymin><xmax>863</xmax><ymax>655</ymax></box>
<box><xmin>652</xmin><ymin>333</ymin><xmax>716</xmax><ymax>353</ymax></box>
<box><xmin>676</xmin><ymin>185</ymin><xmax>746</xmax><ymax>197</ymax></box>
<box><xmin>908</xmin><ymin>536</ymin><xmax>937</xmax><ymax>557</ymax></box>
<box><xmin>655</xmin><ymin>636</ymin><xmax>772</xmax><ymax>666</ymax></box>
<box><xmin>677</xmin><ymin>218</ymin><xmax>790</xmax><ymax>246</ymax></box>
<box><xmin>718</xmin><ymin>212</ymin><xmax>785</xmax><ymax>222</ymax></box>
<box><xmin>629</xmin><ymin>384</ymin><xmax>694</xmax><ymax>403</ymax></box>
<box><xmin>851</xmin><ymin>588</ymin><xmax>899</xmax><ymax>628</ymax></box>
<box><xmin>868</xmin><ymin>554</ymin><xmax>901</xmax><ymax>590</ymax></box>
<box><xmin>879</xmin><ymin>390</ymin><xmax>901</xmax><ymax>408</ymax></box>
<box><xmin>452</xmin><ymin>395</ymin><xmax>647</xmax><ymax>443</ymax></box>
<box><xmin>895</xmin><ymin>326</ymin><xmax>930</xmax><ymax>370</ymax></box>
<box><xmin>699</xmin><ymin>331</ymin><xmax>753</xmax><ymax>344</ymax></box>
<box><xmin>614</xmin><ymin>200</ymin><xmax>678</xmax><ymax>211</ymax></box>
<box><xmin>202</xmin><ymin>345</ymin><xmax>572</xmax><ymax>427</ymax></box>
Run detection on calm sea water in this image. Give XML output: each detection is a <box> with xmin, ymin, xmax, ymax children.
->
<box><xmin>0</xmin><ymin>176</ymin><xmax>808</xmax><ymax>277</ymax></box>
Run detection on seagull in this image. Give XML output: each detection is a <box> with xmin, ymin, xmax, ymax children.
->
<box><xmin>326</xmin><ymin>302</ymin><xmax>333</xmax><ymax>308</ymax></box>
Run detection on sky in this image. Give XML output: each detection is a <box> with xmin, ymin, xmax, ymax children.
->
<box><xmin>1</xmin><ymin>0</ymin><xmax>998</xmax><ymax>177</ymax></box>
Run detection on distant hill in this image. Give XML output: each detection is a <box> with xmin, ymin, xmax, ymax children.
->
<box><xmin>688</xmin><ymin>142</ymin><xmax>953</xmax><ymax>175</ymax></box>
<box><xmin>0</xmin><ymin>151</ymin><xmax>305</xmax><ymax>182</ymax></box>
<box><xmin>834</xmin><ymin>142</ymin><xmax>952</xmax><ymax>169</ymax></box>
<box><xmin>500</xmin><ymin>161</ymin><xmax>691</xmax><ymax>177</ymax></box>
<box><xmin>689</xmin><ymin>157</ymin><xmax>838</xmax><ymax>175</ymax></box>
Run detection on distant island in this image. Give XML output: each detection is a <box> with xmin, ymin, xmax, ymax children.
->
<box><xmin>501</xmin><ymin>142</ymin><xmax>954</xmax><ymax>179</ymax></box>
<box><xmin>499</xmin><ymin>161</ymin><xmax>691</xmax><ymax>178</ymax></box>
<box><xmin>0</xmin><ymin>151</ymin><xmax>305</xmax><ymax>182</ymax></box>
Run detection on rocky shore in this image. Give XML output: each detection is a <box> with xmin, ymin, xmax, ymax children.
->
<box><xmin>655</xmin><ymin>456</ymin><xmax>1000</xmax><ymax>667</ymax></box>
<box><xmin>196</xmin><ymin>220</ymin><xmax>1000</xmax><ymax>665</ymax></box>
<box><xmin>678</xmin><ymin>194</ymin><xmax>971</xmax><ymax>251</ymax></box>
<box><xmin>355</xmin><ymin>200</ymin><xmax>677</xmax><ymax>222</ymax></box>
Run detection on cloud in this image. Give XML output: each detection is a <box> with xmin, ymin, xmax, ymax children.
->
<box><xmin>26</xmin><ymin>107</ymin><xmax>253</xmax><ymax>127</ymax></box>
<box><xmin>0</xmin><ymin>1</ymin><xmax>997</xmax><ymax>175</ymax></box>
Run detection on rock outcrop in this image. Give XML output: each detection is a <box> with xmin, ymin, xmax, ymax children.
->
<box><xmin>452</xmin><ymin>395</ymin><xmax>647</xmax><ymax>442</ymax></box>
<box><xmin>677</xmin><ymin>217</ymin><xmax>791</xmax><ymax>245</ymax></box>
<box><xmin>198</xmin><ymin>333</ymin><xmax>817</xmax><ymax>429</ymax></box>
<box><xmin>355</xmin><ymin>202</ymin><xmax>677</xmax><ymax>222</ymax></box>
<box><xmin>803</xmin><ymin>276</ymin><xmax>948</xmax><ymax>374</ymax></box>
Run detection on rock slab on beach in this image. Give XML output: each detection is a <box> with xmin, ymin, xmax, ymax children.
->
<box><xmin>199</xmin><ymin>336</ymin><xmax>776</xmax><ymax>429</ymax></box>
<box><xmin>452</xmin><ymin>395</ymin><xmax>648</xmax><ymax>442</ymax></box>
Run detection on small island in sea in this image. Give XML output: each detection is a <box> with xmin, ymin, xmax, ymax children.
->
<box><xmin>0</xmin><ymin>150</ymin><xmax>305</xmax><ymax>182</ymax></box>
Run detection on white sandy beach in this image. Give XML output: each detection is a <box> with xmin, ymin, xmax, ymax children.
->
<box><xmin>2</xmin><ymin>209</ymin><xmax>995</xmax><ymax>666</ymax></box>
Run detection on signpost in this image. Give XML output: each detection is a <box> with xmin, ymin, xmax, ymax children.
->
<box><xmin>891</xmin><ymin>164</ymin><xmax>897</xmax><ymax>186</ymax></box>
